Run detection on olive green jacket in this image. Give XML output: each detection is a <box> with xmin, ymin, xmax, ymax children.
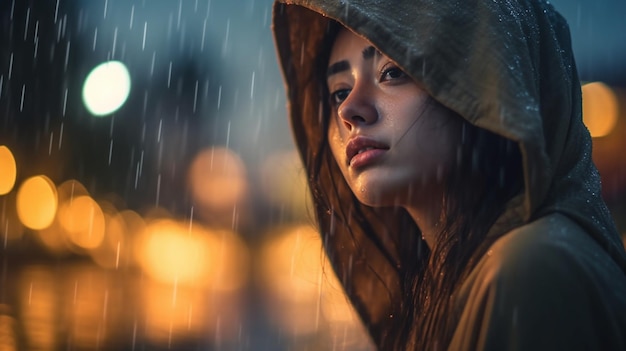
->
<box><xmin>272</xmin><ymin>0</ymin><xmax>626</xmax><ymax>349</ymax></box>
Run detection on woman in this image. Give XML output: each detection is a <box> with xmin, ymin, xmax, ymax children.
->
<box><xmin>272</xmin><ymin>0</ymin><xmax>626</xmax><ymax>350</ymax></box>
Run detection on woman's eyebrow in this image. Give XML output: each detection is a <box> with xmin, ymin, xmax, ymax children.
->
<box><xmin>362</xmin><ymin>46</ymin><xmax>377</xmax><ymax>60</ymax></box>
<box><xmin>326</xmin><ymin>46</ymin><xmax>379</xmax><ymax>78</ymax></box>
<box><xmin>327</xmin><ymin>60</ymin><xmax>350</xmax><ymax>78</ymax></box>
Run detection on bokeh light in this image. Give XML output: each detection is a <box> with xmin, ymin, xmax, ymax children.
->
<box><xmin>141</xmin><ymin>280</ymin><xmax>210</xmax><ymax>345</ymax></box>
<box><xmin>188</xmin><ymin>147</ymin><xmax>249</xmax><ymax>223</ymax></box>
<box><xmin>89</xmin><ymin>210</ymin><xmax>127</xmax><ymax>269</ymax></box>
<box><xmin>582</xmin><ymin>82</ymin><xmax>619</xmax><ymax>138</ymax></box>
<box><xmin>0</xmin><ymin>305</ymin><xmax>18</xmax><ymax>351</ymax></box>
<box><xmin>136</xmin><ymin>218</ymin><xmax>249</xmax><ymax>290</ymax></box>
<box><xmin>0</xmin><ymin>192</ymin><xmax>26</xmax><ymax>244</ymax></box>
<box><xmin>62</xmin><ymin>265</ymin><xmax>120</xmax><ymax>349</ymax></box>
<box><xmin>16</xmin><ymin>176</ymin><xmax>58</xmax><ymax>230</ymax></box>
<box><xmin>260</xmin><ymin>225</ymin><xmax>363</xmax><ymax>337</ymax></box>
<box><xmin>82</xmin><ymin>60</ymin><xmax>131</xmax><ymax>116</ymax></box>
<box><xmin>35</xmin><ymin>180</ymin><xmax>91</xmax><ymax>255</ymax></box>
<box><xmin>59</xmin><ymin>195</ymin><xmax>105</xmax><ymax>250</ymax></box>
<box><xmin>0</xmin><ymin>146</ymin><xmax>17</xmax><ymax>195</ymax></box>
<box><xmin>18</xmin><ymin>267</ymin><xmax>58</xmax><ymax>350</ymax></box>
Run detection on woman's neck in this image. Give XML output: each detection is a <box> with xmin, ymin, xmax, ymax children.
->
<box><xmin>403</xmin><ymin>184</ymin><xmax>445</xmax><ymax>250</ymax></box>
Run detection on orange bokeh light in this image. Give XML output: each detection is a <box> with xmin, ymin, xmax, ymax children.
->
<box><xmin>136</xmin><ymin>219</ymin><xmax>249</xmax><ymax>290</ymax></box>
<box><xmin>16</xmin><ymin>176</ymin><xmax>58</xmax><ymax>230</ymax></box>
<box><xmin>260</xmin><ymin>225</ymin><xmax>363</xmax><ymax>336</ymax></box>
<box><xmin>188</xmin><ymin>147</ymin><xmax>248</xmax><ymax>213</ymax></box>
<box><xmin>59</xmin><ymin>195</ymin><xmax>105</xmax><ymax>249</ymax></box>
<box><xmin>0</xmin><ymin>146</ymin><xmax>17</xmax><ymax>195</ymax></box>
<box><xmin>582</xmin><ymin>82</ymin><xmax>619</xmax><ymax>138</ymax></box>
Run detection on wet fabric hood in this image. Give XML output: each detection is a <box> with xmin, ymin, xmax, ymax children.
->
<box><xmin>272</xmin><ymin>0</ymin><xmax>626</xmax><ymax>343</ymax></box>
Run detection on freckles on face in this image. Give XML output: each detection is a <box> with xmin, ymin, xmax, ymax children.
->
<box><xmin>325</xmin><ymin>28</ymin><xmax>462</xmax><ymax>207</ymax></box>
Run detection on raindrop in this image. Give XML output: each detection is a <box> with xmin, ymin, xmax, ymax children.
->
<box><xmin>115</xmin><ymin>241</ymin><xmax>121</xmax><ymax>269</ymax></box>
<box><xmin>112</xmin><ymin>27</ymin><xmax>118</xmax><ymax>58</ymax></box>
<box><xmin>150</xmin><ymin>52</ymin><xmax>155</xmax><ymax>76</ymax></box>
<box><xmin>19</xmin><ymin>84</ymin><xmax>25</xmax><ymax>112</ymax></box>
<box><xmin>157</xmin><ymin>119</ymin><xmax>163</xmax><ymax>143</ymax></box>
<box><xmin>177</xmin><ymin>0</ymin><xmax>182</xmax><ymax>30</ymax></box>
<box><xmin>23</xmin><ymin>8</ymin><xmax>30</xmax><ymax>41</ymax></box>
<box><xmin>130</xmin><ymin>5</ymin><xmax>135</xmax><ymax>29</ymax></box>
<box><xmin>142</xmin><ymin>22</ymin><xmax>147</xmax><ymax>51</ymax></box>
<box><xmin>167</xmin><ymin>61</ymin><xmax>172</xmax><ymax>88</ymax></box>
<box><xmin>62</xmin><ymin>88</ymin><xmax>68</xmax><ymax>116</ymax></box>
<box><xmin>217</xmin><ymin>85</ymin><xmax>222</xmax><ymax>110</ymax></box>
<box><xmin>54</xmin><ymin>0</ymin><xmax>59</xmax><ymax>23</ymax></box>
<box><xmin>226</xmin><ymin>120</ymin><xmax>231</xmax><ymax>148</ymax></box>
<box><xmin>8</xmin><ymin>53</ymin><xmax>13</xmax><ymax>80</ymax></box>
<box><xmin>131</xmin><ymin>320</ymin><xmax>137</xmax><ymax>350</ymax></box>
<box><xmin>34</xmin><ymin>35</ymin><xmax>39</xmax><ymax>58</ymax></box>
<box><xmin>222</xmin><ymin>18</ymin><xmax>230</xmax><ymax>57</ymax></box>
<box><xmin>92</xmin><ymin>27</ymin><xmax>98</xmax><ymax>51</ymax></box>
<box><xmin>188</xmin><ymin>206</ymin><xmax>194</xmax><ymax>234</ymax></box>
<box><xmin>61</xmin><ymin>14</ymin><xmax>67</xmax><ymax>38</ymax></box>
<box><xmin>193</xmin><ymin>80</ymin><xmax>199</xmax><ymax>113</ymax></box>
<box><xmin>108</xmin><ymin>140</ymin><xmax>113</xmax><ymax>165</ymax></box>
<box><xmin>250</xmin><ymin>71</ymin><xmax>255</xmax><ymax>99</ymax></box>
<box><xmin>48</xmin><ymin>132</ymin><xmax>54</xmax><ymax>155</ymax></box>
<box><xmin>103</xmin><ymin>290</ymin><xmax>109</xmax><ymax>322</ymax></box>
<box><xmin>64</xmin><ymin>41</ymin><xmax>70</xmax><ymax>71</ymax></box>
<box><xmin>156</xmin><ymin>173</ymin><xmax>161</xmax><ymax>206</ymax></box>
<box><xmin>201</xmin><ymin>19</ymin><xmax>207</xmax><ymax>52</ymax></box>
<box><xmin>58</xmin><ymin>123</ymin><xmax>64</xmax><ymax>150</ymax></box>
<box><xmin>134</xmin><ymin>161</ymin><xmax>140</xmax><ymax>189</ymax></box>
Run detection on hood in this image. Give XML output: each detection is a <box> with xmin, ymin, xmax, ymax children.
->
<box><xmin>272</xmin><ymin>0</ymin><xmax>626</xmax><ymax>342</ymax></box>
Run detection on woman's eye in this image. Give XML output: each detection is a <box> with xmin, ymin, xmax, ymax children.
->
<box><xmin>380</xmin><ymin>66</ymin><xmax>407</xmax><ymax>82</ymax></box>
<box><xmin>330</xmin><ymin>89</ymin><xmax>350</xmax><ymax>105</ymax></box>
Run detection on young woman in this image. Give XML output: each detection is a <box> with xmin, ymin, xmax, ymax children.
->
<box><xmin>272</xmin><ymin>0</ymin><xmax>626</xmax><ymax>350</ymax></box>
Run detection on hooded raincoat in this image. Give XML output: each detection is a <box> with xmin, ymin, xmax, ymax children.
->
<box><xmin>272</xmin><ymin>0</ymin><xmax>626</xmax><ymax>350</ymax></box>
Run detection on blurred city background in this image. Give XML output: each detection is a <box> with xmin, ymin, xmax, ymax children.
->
<box><xmin>0</xmin><ymin>1</ymin><xmax>624</xmax><ymax>350</ymax></box>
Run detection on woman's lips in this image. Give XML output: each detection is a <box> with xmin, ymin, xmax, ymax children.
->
<box><xmin>349</xmin><ymin>148</ymin><xmax>387</xmax><ymax>168</ymax></box>
<box><xmin>346</xmin><ymin>137</ymin><xmax>389</xmax><ymax>169</ymax></box>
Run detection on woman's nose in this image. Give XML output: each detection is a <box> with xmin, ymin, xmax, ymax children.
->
<box><xmin>337</xmin><ymin>85</ymin><xmax>378</xmax><ymax>131</ymax></box>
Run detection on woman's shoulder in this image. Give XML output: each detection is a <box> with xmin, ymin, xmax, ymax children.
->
<box><xmin>487</xmin><ymin>213</ymin><xmax>623</xmax><ymax>278</ymax></box>
<box><xmin>480</xmin><ymin>213</ymin><xmax>626</xmax><ymax>293</ymax></box>
<box><xmin>449</xmin><ymin>213</ymin><xmax>626</xmax><ymax>350</ymax></box>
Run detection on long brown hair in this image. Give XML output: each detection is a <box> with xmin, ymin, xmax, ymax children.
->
<box><xmin>305</xmin><ymin>21</ymin><xmax>524</xmax><ymax>350</ymax></box>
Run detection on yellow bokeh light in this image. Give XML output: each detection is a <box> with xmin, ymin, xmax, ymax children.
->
<box><xmin>0</xmin><ymin>192</ymin><xmax>25</xmax><ymax>243</ymax></box>
<box><xmin>139</xmin><ymin>219</ymin><xmax>210</xmax><ymax>285</ymax></box>
<box><xmin>56</xmin><ymin>179</ymin><xmax>90</xmax><ymax>203</ymax></box>
<box><xmin>82</xmin><ymin>60</ymin><xmax>131</xmax><ymax>116</ymax></box>
<box><xmin>582</xmin><ymin>82</ymin><xmax>619</xmax><ymax>138</ymax></box>
<box><xmin>141</xmin><ymin>280</ymin><xmax>209</xmax><ymax>344</ymax></box>
<box><xmin>90</xmin><ymin>212</ymin><xmax>126</xmax><ymax>269</ymax></box>
<box><xmin>136</xmin><ymin>219</ymin><xmax>249</xmax><ymax>290</ymax></box>
<box><xmin>0</xmin><ymin>146</ymin><xmax>17</xmax><ymax>195</ymax></box>
<box><xmin>59</xmin><ymin>195</ymin><xmax>105</xmax><ymax>249</ymax></box>
<box><xmin>35</xmin><ymin>179</ymin><xmax>91</xmax><ymax>255</ymax></box>
<box><xmin>188</xmin><ymin>147</ymin><xmax>248</xmax><ymax>212</ymax></box>
<box><xmin>0</xmin><ymin>309</ymin><xmax>18</xmax><ymax>351</ymax></box>
<box><xmin>36</xmin><ymin>219</ymin><xmax>70</xmax><ymax>255</ymax></box>
<box><xmin>259</xmin><ymin>225</ymin><xmax>362</xmax><ymax>336</ymax></box>
<box><xmin>16</xmin><ymin>176</ymin><xmax>58</xmax><ymax>230</ymax></box>
<box><xmin>18</xmin><ymin>267</ymin><xmax>57</xmax><ymax>349</ymax></box>
<box><xmin>261</xmin><ymin>226</ymin><xmax>325</xmax><ymax>302</ymax></box>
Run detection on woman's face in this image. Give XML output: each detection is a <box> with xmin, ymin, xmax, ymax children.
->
<box><xmin>326</xmin><ymin>28</ymin><xmax>462</xmax><ymax>207</ymax></box>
